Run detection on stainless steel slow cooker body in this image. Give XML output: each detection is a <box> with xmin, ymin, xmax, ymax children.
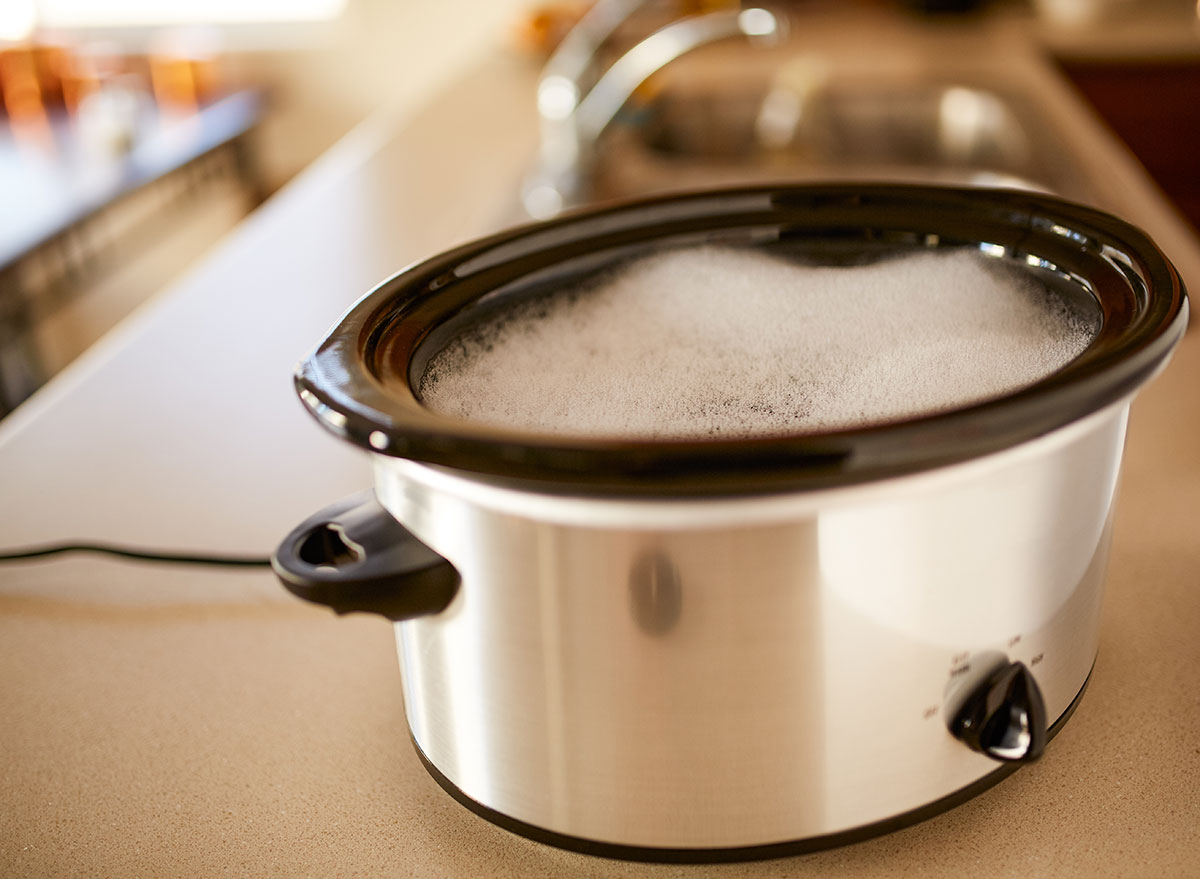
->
<box><xmin>274</xmin><ymin>185</ymin><xmax>1187</xmax><ymax>860</ymax></box>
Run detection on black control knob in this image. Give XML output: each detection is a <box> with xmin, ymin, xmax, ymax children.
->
<box><xmin>949</xmin><ymin>660</ymin><xmax>1047</xmax><ymax>763</ymax></box>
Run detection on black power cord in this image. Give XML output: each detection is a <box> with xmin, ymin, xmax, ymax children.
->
<box><xmin>0</xmin><ymin>543</ymin><xmax>272</xmax><ymax>568</ymax></box>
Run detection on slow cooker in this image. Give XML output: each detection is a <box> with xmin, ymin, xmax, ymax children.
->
<box><xmin>272</xmin><ymin>184</ymin><xmax>1187</xmax><ymax>861</ymax></box>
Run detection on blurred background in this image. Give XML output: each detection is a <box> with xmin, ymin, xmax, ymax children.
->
<box><xmin>0</xmin><ymin>0</ymin><xmax>1197</xmax><ymax>414</ymax></box>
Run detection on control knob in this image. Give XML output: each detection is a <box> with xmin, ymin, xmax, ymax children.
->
<box><xmin>948</xmin><ymin>659</ymin><xmax>1047</xmax><ymax>763</ymax></box>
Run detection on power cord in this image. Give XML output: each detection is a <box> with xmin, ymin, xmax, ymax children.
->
<box><xmin>0</xmin><ymin>542</ymin><xmax>272</xmax><ymax>568</ymax></box>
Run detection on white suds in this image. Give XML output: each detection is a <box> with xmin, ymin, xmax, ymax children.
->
<box><xmin>418</xmin><ymin>247</ymin><xmax>1095</xmax><ymax>439</ymax></box>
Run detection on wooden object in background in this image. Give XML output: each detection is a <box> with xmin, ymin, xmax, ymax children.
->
<box><xmin>1058</xmin><ymin>59</ymin><xmax>1200</xmax><ymax>234</ymax></box>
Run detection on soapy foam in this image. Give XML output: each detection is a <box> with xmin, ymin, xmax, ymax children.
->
<box><xmin>418</xmin><ymin>247</ymin><xmax>1096</xmax><ymax>439</ymax></box>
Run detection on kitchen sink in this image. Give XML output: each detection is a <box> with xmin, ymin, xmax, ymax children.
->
<box><xmin>571</xmin><ymin>59</ymin><xmax>1099</xmax><ymax>208</ymax></box>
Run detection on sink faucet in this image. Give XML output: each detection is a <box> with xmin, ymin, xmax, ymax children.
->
<box><xmin>522</xmin><ymin>4</ymin><xmax>784</xmax><ymax>219</ymax></box>
<box><xmin>535</xmin><ymin>0</ymin><xmax>652</xmax><ymax>126</ymax></box>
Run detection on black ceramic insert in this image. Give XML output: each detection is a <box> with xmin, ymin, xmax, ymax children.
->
<box><xmin>294</xmin><ymin>184</ymin><xmax>1187</xmax><ymax>496</ymax></box>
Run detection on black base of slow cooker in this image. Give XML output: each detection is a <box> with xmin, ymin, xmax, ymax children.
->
<box><xmin>411</xmin><ymin>668</ymin><xmax>1091</xmax><ymax>864</ymax></box>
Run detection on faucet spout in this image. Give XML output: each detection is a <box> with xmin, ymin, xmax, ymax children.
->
<box><xmin>537</xmin><ymin>0</ymin><xmax>652</xmax><ymax>123</ymax></box>
<box><xmin>523</xmin><ymin>6</ymin><xmax>784</xmax><ymax>220</ymax></box>
<box><xmin>575</xmin><ymin>8</ymin><xmax>781</xmax><ymax>146</ymax></box>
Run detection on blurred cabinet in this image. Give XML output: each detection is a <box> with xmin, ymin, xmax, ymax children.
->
<box><xmin>0</xmin><ymin>91</ymin><xmax>263</xmax><ymax>416</ymax></box>
<box><xmin>1058</xmin><ymin>58</ymin><xmax>1200</xmax><ymax>233</ymax></box>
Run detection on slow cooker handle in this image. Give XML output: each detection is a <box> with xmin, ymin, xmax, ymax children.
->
<box><xmin>272</xmin><ymin>490</ymin><xmax>459</xmax><ymax>621</ymax></box>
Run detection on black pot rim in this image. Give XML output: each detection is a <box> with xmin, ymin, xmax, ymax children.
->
<box><xmin>295</xmin><ymin>183</ymin><xmax>1188</xmax><ymax>496</ymax></box>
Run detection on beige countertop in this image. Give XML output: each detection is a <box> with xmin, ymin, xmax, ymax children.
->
<box><xmin>2</xmin><ymin>11</ymin><xmax>1199</xmax><ymax>877</ymax></box>
<box><xmin>1020</xmin><ymin>0</ymin><xmax>1200</xmax><ymax>60</ymax></box>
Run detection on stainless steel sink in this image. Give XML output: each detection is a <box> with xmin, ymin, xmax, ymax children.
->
<box><xmin>519</xmin><ymin>6</ymin><xmax>1102</xmax><ymax>219</ymax></box>
<box><xmin>579</xmin><ymin>68</ymin><xmax>1097</xmax><ymax>206</ymax></box>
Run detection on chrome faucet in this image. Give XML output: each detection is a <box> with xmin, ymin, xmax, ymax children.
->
<box><xmin>535</xmin><ymin>0</ymin><xmax>651</xmax><ymax>126</ymax></box>
<box><xmin>522</xmin><ymin>4</ymin><xmax>784</xmax><ymax>219</ymax></box>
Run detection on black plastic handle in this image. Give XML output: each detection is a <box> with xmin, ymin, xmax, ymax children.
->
<box><xmin>272</xmin><ymin>490</ymin><xmax>459</xmax><ymax>621</ymax></box>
